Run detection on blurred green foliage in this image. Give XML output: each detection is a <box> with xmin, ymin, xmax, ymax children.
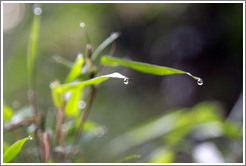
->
<box><xmin>3</xmin><ymin>3</ymin><xmax>243</xmax><ymax>163</ymax></box>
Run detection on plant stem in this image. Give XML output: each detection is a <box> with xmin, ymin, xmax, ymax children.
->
<box><xmin>55</xmin><ymin>101</ymin><xmax>66</xmax><ymax>146</ymax></box>
<box><xmin>27</xmin><ymin>89</ymin><xmax>43</xmax><ymax>162</ymax></box>
<box><xmin>3</xmin><ymin>116</ymin><xmax>40</xmax><ymax>132</ymax></box>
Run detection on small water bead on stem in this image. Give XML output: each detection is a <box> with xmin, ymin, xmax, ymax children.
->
<box><xmin>79</xmin><ymin>22</ymin><xmax>85</xmax><ymax>28</ymax></box>
<box><xmin>186</xmin><ymin>72</ymin><xmax>203</xmax><ymax>86</ymax></box>
<box><xmin>123</xmin><ymin>78</ymin><xmax>129</xmax><ymax>85</ymax></box>
<box><xmin>28</xmin><ymin>135</ymin><xmax>33</xmax><ymax>140</ymax></box>
<box><xmin>77</xmin><ymin>100</ymin><xmax>86</xmax><ymax>109</ymax></box>
<box><xmin>197</xmin><ymin>78</ymin><xmax>203</xmax><ymax>86</ymax></box>
<box><xmin>33</xmin><ymin>4</ymin><xmax>42</xmax><ymax>15</ymax></box>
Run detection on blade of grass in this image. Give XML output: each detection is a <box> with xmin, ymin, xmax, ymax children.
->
<box><xmin>27</xmin><ymin>12</ymin><xmax>41</xmax><ymax>89</ymax></box>
<box><xmin>101</xmin><ymin>55</ymin><xmax>202</xmax><ymax>82</ymax></box>
<box><xmin>3</xmin><ymin>137</ymin><xmax>31</xmax><ymax>163</ymax></box>
<box><xmin>91</xmin><ymin>32</ymin><xmax>121</xmax><ymax>62</ymax></box>
<box><xmin>52</xmin><ymin>55</ymin><xmax>73</xmax><ymax>68</ymax></box>
<box><xmin>65</xmin><ymin>53</ymin><xmax>84</xmax><ymax>83</ymax></box>
<box><xmin>53</xmin><ymin>72</ymin><xmax>128</xmax><ymax>93</ymax></box>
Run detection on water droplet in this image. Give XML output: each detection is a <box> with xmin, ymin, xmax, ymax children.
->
<box><xmin>28</xmin><ymin>135</ymin><xmax>33</xmax><ymax>140</ymax></box>
<box><xmin>77</xmin><ymin>53</ymin><xmax>82</xmax><ymax>59</ymax></box>
<box><xmin>123</xmin><ymin>78</ymin><xmax>129</xmax><ymax>85</ymax></box>
<box><xmin>78</xmin><ymin>100</ymin><xmax>86</xmax><ymax>109</ymax></box>
<box><xmin>64</xmin><ymin>91</ymin><xmax>72</xmax><ymax>101</ymax></box>
<box><xmin>80</xmin><ymin>22</ymin><xmax>85</xmax><ymax>28</ymax></box>
<box><xmin>33</xmin><ymin>7</ymin><xmax>42</xmax><ymax>15</ymax></box>
<box><xmin>197</xmin><ymin>78</ymin><xmax>203</xmax><ymax>86</ymax></box>
<box><xmin>49</xmin><ymin>82</ymin><xmax>55</xmax><ymax>88</ymax></box>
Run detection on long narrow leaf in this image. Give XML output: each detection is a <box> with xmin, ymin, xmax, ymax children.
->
<box><xmin>56</xmin><ymin>72</ymin><xmax>128</xmax><ymax>93</ymax></box>
<box><xmin>65</xmin><ymin>88</ymin><xmax>83</xmax><ymax>117</ymax></box>
<box><xmin>65</xmin><ymin>53</ymin><xmax>84</xmax><ymax>83</ymax></box>
<box><xmin>3</xmin><ymin>137</ymin><xmax>31</xmax><ymax>163</ymax></box>
<box><xmin>27</xmin><ymin>11</ymin><xmax>41</xmax><ymax>89</ymax></box>
<box><xmin>91</xmin><ymin>32</ymin><xmax>120</xmax><ymax>62</ymax></box>
<box><xmin>50</xmin><ymin>72</ymin><xmax>128</xmax><ymax>110</ymax></box>
<box><xmin>52</xmin><ymin>55</ymin><xmax>73</xmax><ymax>68</ymax></box>
<box><xmin>101</xmin><ymin>56</ymin><xmax>202</xmax><ymax>83</ymax></box>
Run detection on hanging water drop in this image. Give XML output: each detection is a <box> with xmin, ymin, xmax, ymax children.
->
<box><xmin>123</xmin><ymin>78</ymin><xmax>129</xmax><ymax>85</ymax></box>
<box><xmin>197</xmin><ymin>78</ymin><xmax>203</xmax><ymax>86</ymax></box>
<box><xmin>28</xmin><ymin>135</ymin><xmax>33</xmax><ymax>140</ymax></box>
<box><xmin>78</xmin><ymin>100</ymin><xmax>86</xmax><ymax>109</ymax></box>
<box><xmin>80</xmin><ymin>22</ymin><xmax>85</xmax><ymax>28</ymax></box>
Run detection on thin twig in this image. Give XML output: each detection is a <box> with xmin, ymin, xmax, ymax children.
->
<box><xmin>28</xmin><ymin>89</ymin><xmax>43</xmax><ymax>162</ymax></box>
<box><xmin>73</xmin><ymin>86</ymin><xmax>97</xmax><ymax>144</ymax></box>
<box><xmin>55</xmin><ymin>101</ymin><xmax>66</xmax><ymax>146</ymax></box>
<box><xmin>43</xmin><ymin>132</ymin><xmax>51</xmax><ymax>163</ymax></box>
<box><xmin>3</xmin><ymin>116</ymin><xmax>40</xmax><ymax>132</ymax></box>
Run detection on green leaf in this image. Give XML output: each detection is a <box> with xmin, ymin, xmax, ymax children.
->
<box><xmin>65</xmin><ymin>53</ymin><xmax>85</xmax><ymax>83</ymax></box>
<box><xmin>50</xmin><ymin>80</ymin><xmax>63</xmax><ymax>107</ymax></box>
<box><xmin>3</xmin><ymin>137</ymin><xmax>31</xmax><ymax>163</ymax></box>
<box><xmin>65</xmin><ymin>88</ymin><xmax>84</xmax><ymax>117</ymax></box>
<box><xmin>53</xmin><ymin>72</ymin><xmax>128</xmax><ymax>93</ymax></box>
<box><xmin>91</xmin><ymin>32</ymin><xmax>120</xmax><ymax>62</ymax></box>
<box><xmin>3</xmin><ymin>103</ymin><xmax>13</xmax><ymax>123</ymax></box>
<box><xmin>27</xmin><ymin>12</ymin><xmax>41</xmax><ymax>89</ymax></box>
<box><xmin>50</xmin><ymin>72</ymin><xmax>128</xmax><ymax>112</ymax></box>
<box><xmin>164</xmin><ymin>102</ymin><xmax>221</xmax><ymax>145</ymax></box>
<box><xmin>106</xmin><ymin>102</ymin><xmax>224</xmax><ymax>155</ymax></box>
<box><xmin>101</xmin><ymin>56</ymin><xmax>201</xmax><ymax>81</ymax></box>
<box><xmin>52</xmin><ymin>55</ymin><xmax>73</xmax><ymax>68</ymax></box>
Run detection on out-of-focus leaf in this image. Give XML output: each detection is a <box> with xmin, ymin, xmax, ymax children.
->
<box><xmin>91</xmin><ymin>32</ymin><xmax>120</xmax><ymax>62</ymax></box>
<box><xmin>106</xmin><ymin>102</ymin><xmax>229</xmax><ymax>156</ymax></box>
<box><xmin>107</xmin><ymin>110</ymin><xmax>183</xmax><ymax>155</ymax></box>
<box><xmin>65</xmin><ymin>53</ymin><xmax>84</xmax><ymax>83</ymax></box>
<box><xmin>221</xmin><ymin>121</ymin><xmax>242</xmax><ymax>139</ymax></box>
<box><xmin>116</xmin><ymin>154</ymin><xmax>141</xmax><ymax>163</ymax></box>
<box><xmin>66</xmin><ymin>119</ymin><xmax>103</xmax><ymax>143</ymax></box>
<box><xmin>149</xmin><ymin>147</ymin><xmax>175</xmax><ymax>163</ymax></box>
<box><xmin>52</xmin><ymin>55</ymin><xmax>73</xmax><ymax>68</ymax></box>
<box><xmin>3</xmin><ymin>137</ymin><xmax>30</xmax><ymax>163</ymax></box>
<box><xmin>101</xmin><ymin>56</ymin><xmax>201</xmax><ymax>81</ymax></box>
<box><xmin>50</xmin><ymin>80</ymin><xmax>63</xmax><ymax>107</ymax></box>
<box><xmin>164</xmin><ymin>102</ymin><xmax>221</xmax><ymax>145</ymax></box>
<box><xmin>27</xmin><ymin>12</ymin><xmax>41</xmax><ymax>88</ymax></box>
<box><xmin>83</xmin><ymin>120</ymin><xmax>100</xmax><ymax>131</ymax></box>
<box><xmin>3</xmin><ymin>103</ymin><xmax>13</xmax><ymax>123</ymax></box>
<box><xmin>65</xmin><ymin>88</ymin><xmax>83</xmax><ymax>117</ymax></box>
<box><xmin>3</xmin><ymin>141</ymin><xmax>10</xmax><ymax>153</ymax></box>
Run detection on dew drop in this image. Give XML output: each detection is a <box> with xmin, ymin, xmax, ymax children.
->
<box><xmin>77</xmin><ymin>53</ymin><xmax>82</xmax><ymax>59</ymax></box>
<box><xmin>28</xmin><ymin>135</ymin><xmax>33</xmax><ymax>140</ymax></box>
<box><xmin>33</xmin><ymin>7</ymin><xmax>42</xmax><ymax>15</ymax></box>
<box><xmin>78</xmin><ymin>100</ymin><xmax>86</xmax><ymax>109</ymax></box>
<box><xmin>80</xmin><ymin>22</ymin><xmax>85</xmax><ymax>28</ymax></box>
<box><xmin>123</xmin><ymin>78</ymin><xmax>129</xmax><ymax>85</ymax></box>
<box><xmin>197</xmin><ymin>78</ymin><xmax>203</xmax><ymax>86</ymax></box>
<box><xmin>64</xmin><ymin>91</ymin><xmax>72</xmax><ymax>101</ymax></box>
